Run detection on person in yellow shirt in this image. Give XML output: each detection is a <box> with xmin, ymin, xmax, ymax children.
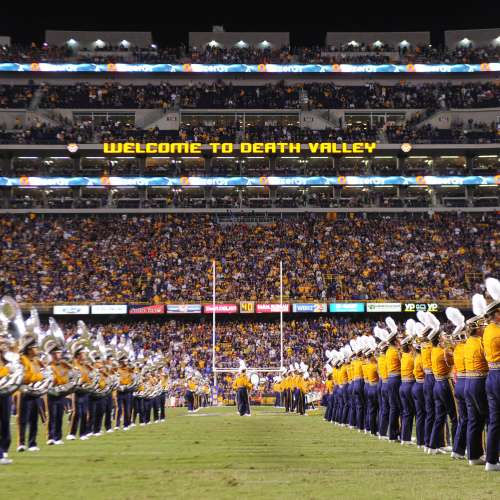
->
<box><xmin>323</xmin><ymin>369</ymin><xmax>334</xmax><ymax>422</ymax></box>
<box><xmin>464</xmin><ymin>299</ymin><xmax>489</xmax><ymax>465</ymax></box>
<box><xmin>232</xmin><ymin>364</ymin><xmax>252</xmax><ymax>416</ymax></box>
<box><xmin>338</xmin><ymin>354</ymin><xmax>349</xmax><ymax>426</ymax></box>
<box><xmin>446</xmin><ymin>306</ymin><xmax>468</xmax><ymax>460</ymax></box>
<box><xmin>375</xmin><ymin>334</ymin><xmax>389</xmax><ymax>440</ymax></box>
<box><xmin>385</xmin><ymin>327</ymin><xmax>401</xmax><ymax>442</ymax></box>
<box><xmin>483</xmin><ymin>297</ymin><xmax>500</xmax><ymax>471</ymax></box>
<box><xmin>428</xmin><ymin>327</ymin><xmax>457</xmax><ymax>455</ymax></box>
<box><xmin>421</xmin><ymin>336</ymin><xmax>435</xmax><ymax>451</ymax></box>
<box><xmin>399</xmin><ymin>334</ymin><xmax>415</xmax><ymax>445</ymax></box>
<box><xmin>185</xmin><ymin>374</ymin><xmax>197</xmax><ymax>413</ymax></box>
<box><xmin>362</xmin><ymin>342</ymin><xmax>379</xmax><ymax>436</ymax></box>
<box><xmin>18</xmin><ymin>332</ymin><xmax>44</xmax><ymax>452</ymax></box>
<box><xmin>0</xmin><ymin>333</ymin><xmax>19</xmax><ymax>465</ymax></box>
<box><xmin>68</xmin><ymin>340</ymin><xmax>94</xmax><ymax>440</ymax></box>
<box><xmin>45</xmin><ymin>337</ymin><xmax>69</xmax><ymax>446</ymax></box>
<box><xmin>350</xmin><ymin>339</ymin><xmax>366</xmax><ymax>432</ymax></box>
<box><xmin>411</xmin><ymin>340</ymin><xmax>426</xmax><ymax>448</ymax></box>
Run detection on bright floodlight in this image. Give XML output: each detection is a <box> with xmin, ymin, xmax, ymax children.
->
<box><xmin>94</xmin><ymin>39</ymin><xmax>105</xmax><ymax>49</ymax></box>
<box><xmin>120</xmin><ymin>40</ymin><xmax>130</xmax><ymax>49</ymax></box>
<box><xmin>67</xmin><ymin>38</ymin><xmax>78</xmax><ymax>46</ymax></box>
<box><xmin>208</xmin><ymin>40</ymin><xmax>219</xmax><ymax>47</ymax></box>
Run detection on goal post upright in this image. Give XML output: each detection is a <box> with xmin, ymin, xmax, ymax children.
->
<box><xmin>280</xmin><ymin>259</ymin><xmax>284</xmax><ymax>371</ymax></box>
<box><xmin>212</xmin><ymin>259</ymin><xmax>217</xmax><ymax>389</ymax></box>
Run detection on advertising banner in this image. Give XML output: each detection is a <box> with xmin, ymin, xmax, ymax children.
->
<box><xmin>366</xmin><ymin>303</ymin><xmax>402</xmax><ymax>313</ymax></box>
<box><xmin>1</xmin><ymin>62</ymin><xmax>498</xmax><ymax>73</ymax></box>
<box><xmin>403</xmin><ymin>303</ymin><xmax>439</xmax><ymax>313</ymax></box>
<box><xmin>53</xmin><ymin>305</ymin><xmax>90</xmax><ymax>315</ymax></box>
<box><xmin>255</xmin><ymin>303</ymin><xmax>290</xmax><ymax>313</ymax></box>
<box><xmin>203</xmin><ymin>304</ymin><xmax>238</xmax><ymax>314</ymax></box>
<box><xmin>128</xmin><ymin>304</ymin><xmax>165</xmax><ymax>314</ymax></box>
<box><xmin>91</xmin><ymin>304</ymin><xmax>127</xmax><ymax>315</ymax></box>
<box><xmin>329</xmin><ymin>303</ymin><xmax>365</xmax><ymax>313</ymax></box>
<box><xmin>4</xmin><ymin>175</ymin><xmax>498</xmax><ymax>187</ymax></box>
<box><xmin>292</xmin><ymin>303</ymin><xmax>328</xmax><ymax>313</ymax></box>
<box><xmin>166</xmin><ymin>304</ymin><xmax>202</xmax><ymax>314</ymax></box>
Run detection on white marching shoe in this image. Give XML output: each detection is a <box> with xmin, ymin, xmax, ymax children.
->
<box><xmin>469</xmin><ymin>458</ymin><xmax>486</xmax><ymax>465</ymax></box>
<box><xmin>54</xmin><ymin>440</ymin><xmax>64</xmax><ymax>445</ymax></box>
<box><xmin>66</xmin><ymin>434</ymin><xmax>76</xmax><ymax>441</ymax></box>
<box><xmin>451</xmin><ymin>452</ymin><xmax>465</xmax><ymax>460</ymax></box>
<box><xmin>79</xmin><ymin>436</ymin><xmax>89</xmax><ymax>441</ymax></box>
<box><xmin>0</xmin><ymin>453</ymin><xmax>13</xmax><ymax>465</ymax></box>
<box><xmin>46</xmin><ymin>439</ymin><xmax>55</xmax><ymax>446</ymax></box>
<box><xmin>28</xmin><ymin>446</ymin><xmax>40</xmax><ymax>452</ymax></box>
<box><xmin>16</xmin><ymin>445</ymin><xmax>26</xmax><ymax>452</ymax></box>
<box><xmin>485</xmin><ymin>462</ymin><xmax>500</xmax><ymax>472</ymax></box>
<box><xmin>106</xmin><ymin>429</ymin><xmax>114</xmax><ymax>433</ymax></box>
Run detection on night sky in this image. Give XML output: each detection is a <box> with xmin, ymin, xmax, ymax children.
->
<box><xmin>0</xmin><ymin>9</ymin><xmax>499</xmax><ymax>48</ymax></box>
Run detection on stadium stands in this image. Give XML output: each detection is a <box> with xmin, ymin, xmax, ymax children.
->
<box><xmin>0</xmin><ymin>213</ymin><xmax>497</xmax><ymax>304</ymax></box>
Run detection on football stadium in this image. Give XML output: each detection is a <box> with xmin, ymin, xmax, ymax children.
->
<box><xmin>0</xmin><ymin>16</ymin><xmax>500</xmax><ymax>500</ymax></box>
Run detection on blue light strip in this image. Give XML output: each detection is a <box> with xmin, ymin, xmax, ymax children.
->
<box><xmin>2</xmin><ymin>176</ymin><xmax>498</xmax><ymax>187</ymax></box>
<box><xmin>0</xmin><ymin>62</ymin><xmax>499</xmax><ymax>73</ymax></box>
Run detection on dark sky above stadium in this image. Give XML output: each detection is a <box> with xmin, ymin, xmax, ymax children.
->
<box><xmin>1</xmin><ymin>9</ymin><xmax>500</xmax><ymax>48</ymax></box>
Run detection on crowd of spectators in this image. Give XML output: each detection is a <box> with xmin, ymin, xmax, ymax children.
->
<box><xmin>1</xmin><ymin>42</ymin><xmax>500</xmax><ymax>65</ymax></box>
<box><xmin>27</xmin><ymin>81</ymin><xmax>500</xmax><ymax>110</ymax></box>
<box><xmin>0</xmin><ymin>213</ymin><xmax>497</xmax><ymax>304</ymax></box>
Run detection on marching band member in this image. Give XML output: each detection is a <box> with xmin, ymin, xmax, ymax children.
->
<box><xmin>399</xmin><ymin>320</ymin><xmax>416</xmax><ymax>445</ymax></box>
<box><xmin>0</xmin><ymin>301</ymin><xmax>24</xmax><ymax>465</ymax></box>
<box><xmin>17</xmin><ymin>317</ymin><xmax>48</xmax><ymax>452</ymax></box>
<box><xmin>44</xmin><ymin>329</ymin><xmax>71</xmax><ymax>446</ymax></box>
<box><xmin>420</xmin><ymin>313</ymin><xmax>436</xmax><ymax>453</ymax></box>
<box><xmin>483</xmin><ymin>278</ymin><xmax>500</xmax><ymax>471</ymax></box>
<box><xmin>323</xmin><ymin>364</ymin><xmax>334</xmax><ymax>422</ymax></box>
<box><xmin>232</xmin><ymin>360</ymin><xmax>252</xmax><ymax>416</ymax></box>
<box><xmin>296</xmin><ymin>362</ymin><xmax>309</xmax><ymax>416</ymax></box>
<box><xmin>67</xmin><ymin>337</ymin><xmax>93</xmax><ymax>441</ymax></box>
<box><xmin>344</xmin><ymin>346</ymin><xmax>355</xmax><ymax>428</ymax></box>
<box><xmin>385</xmin><ymin>317</ymin><xmax>401</xmax><ymax>442</ymax></box>
<box><xmin>464</xmin><ymin>294</ymin><xmax>489</xmax><ymax>465</ymax></box>
<box><xmin>361</xmin><ymin>337</ymin><xmax>379</xmax><ymax>436</ymax></box>
<box><xmin>185</xmin><ymin>370</ymin><xmax>197</xmax><ymax>413</ymax></box>
<box><xmin>350</xmin><ymin>338</ymin><xmax>365</xmax><ymax>432</ymax></box>
<box><xmin>411</xmin><ymin>324</ymin><xmax>426</xmax><ymax>448</ymax></box>
<box><xmin>427</xmin><ymin>312</ymin><xmax>457</xmax><ymax>455</ymax></box>
<box><xmin>116</xmin><ymin>351</ymin><xmax>136</xmax><ymax>429</ymax></box>
<box><xmin>446</xmin><ymin>307</ymin><xmax>468</xmax><ymax>460</ymax></box>
<box><xmin>374</xmin><ymin>327</ymin><xmax>389</xmax><ymax>440</ymax></box>
<box><xmin>337</xmin><ymin>350</ymin><xmax>349</xmax><ymax>426</ymax></box>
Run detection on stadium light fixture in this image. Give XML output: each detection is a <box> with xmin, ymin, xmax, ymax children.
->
<box><xmin>348</xmin><ymin>40</ymin><xmax>359</xmax><ymax>47</ymax></box>
<box><xmin>373</xmin><ymin>40</ymin><xmax>383</xmax><ymax>48</ymax></box>
<box><xmin>236</xmin><ymin>40</ymin><xmax>248</xmax><ymax>48</ymax></box>
<box><xmin>66</xmin><ymin>38</ymin><xmax>78</xmax><ymax>47</ymax></box>
<box><xmin>120</xmin><ymin>40</ymin><xmax>130</xmax><ymax>49</ymax></box>
<box><xmin>94</xmin><ymin>39</ymin><xmax>105</xmax><ymax>49</ymax></box>
<box><xmin>260</xmin><ymin>40</ymin><xmax>270</xmax><ymax>47</ymax></box>
<box><xmin>493</xmin><ymin>36</ymin><xmax>500</xmax><ymax>46</ymax></box>
<box><xmin>151</xmin><ymin>44</ymin><xmax>158</xmax><ymax>49</ymax></box>
<box><xmin>208</xmin><ymin>40</ymin><xmax>219</xmax><ymax>47</ymax></box>
<box><xmin>399</xmin><ymin>40</ymin><xmax>410</xmax><ymax>48</ymax></box>
<box><xmin>458</xmin><ymin>37</ymin><xmax>472</xmax><ymax>47</ymax></box>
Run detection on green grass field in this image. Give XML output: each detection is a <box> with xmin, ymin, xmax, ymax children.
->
<box><xmin>2</xmin><ymin>406</ymin><xmax>498</xmax><ymax>499</ymax></box>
